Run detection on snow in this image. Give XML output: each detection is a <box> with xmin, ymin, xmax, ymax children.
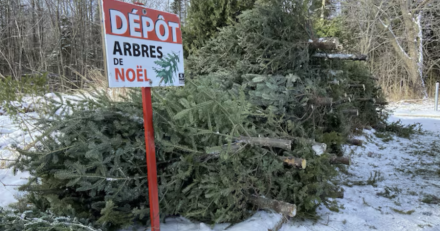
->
<box><xmin>1</xmin><ymin>98</ymin><xmax>440</xmax><ymax>230</ymax></box>
<box><xmin>0</xmin><ymin>112</ymin><xmax>37</xmax><ymax>208</ymax></box>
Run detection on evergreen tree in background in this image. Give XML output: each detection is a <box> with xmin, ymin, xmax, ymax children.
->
<box><xmin>183</xmin><ymin>0</ymin><xmax>257</xmax><ymax>55</ymax></box>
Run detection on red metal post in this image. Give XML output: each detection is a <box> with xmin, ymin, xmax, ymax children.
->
<box><xmin>141</xmin><ymin>87</ymin><xmax>160</xmax><ymax>231</ymax></box>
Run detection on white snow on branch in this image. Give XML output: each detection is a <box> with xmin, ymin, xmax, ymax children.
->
<box><xmin>416</xmin><ymin>13</ymin><xmax>428</xmax><ymax>98</ymax></box>
<box><xmin>312</xmin><ymin>53</ymin><xmax>367</xmax><ymax>60</ymax></box>
<box><xmin>379</xmin><ymin>18</ymin><xmax>411</xmax><ymax>60</ymax></box>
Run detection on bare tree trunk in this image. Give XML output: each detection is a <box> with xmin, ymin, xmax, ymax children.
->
<box><xmin>329</xmin><ymin>155</ymin><xmax>350</xmax><ymax>165</ymax></box>
<box><xmin>378</xmin><ymin>0</ymin><xmax>431</xmax><ymax>98</ymax></box>
<box><xmin>249</xmin><ymin>196</ymin><xmax>297</xmax><ymax>218</ymax></box>
<box><xmin>235</xmin><ymin>137</ymin><xmax>292</xmax><ymax>150</ymax></box>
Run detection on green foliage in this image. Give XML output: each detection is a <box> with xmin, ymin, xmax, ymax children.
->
<box><xmin>320</xmin><ymin>132</ymin><xmax>345</xmax><ymax>156</ymax></box>
<box><xmin>386</xmin><ymin>120</ymin><xmax>422</xmax><ymax>138</ymax></box>
<box><xmin>153</xmin><ymin>52</ymin><xmax>181</xmax><ymax>86</ymax></box>
<box><xmin>187</xmin><ymin>0</ymin><xmax>310</xmax><ymax>76</ymax></box>
<box><xmin>13</xmin><ymin>91</ymin><xmax>149</xmax><ymax>230</ymax></box>
<box><xmin>0</xmin><ymin>207</ymin><xmax>99</xmax><ymax>231</ymax></box>
<box><xmin>97</xmin><ymin>200</ymin><xmax>132</xmax><ymax>227</ymax></box>
<box><xmin>314</xmin><ymin>17</ymin><xmax>354</xmax><ymax>50</ymax></box>
<box><xmin>14</xmin><ymin>74</ymin><xmax>340</xmax><ymax>227</ymax></box>
<box><xmin>422</xmin><ymin>194</ymin><xmax>440</xmax><ymax>204</ymax></box>
<box><xmin>183</xmin><ymin>0</ymin><xmax>257</xmax><ymax>54</ymax></box>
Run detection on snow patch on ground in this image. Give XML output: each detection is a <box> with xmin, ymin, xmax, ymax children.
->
<box><xmin>0</xmin><ymin>112</ymin><xmax>39</xmax><ymax>208</ymax></box>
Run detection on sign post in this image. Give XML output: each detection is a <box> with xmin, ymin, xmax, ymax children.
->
<box><xmin>99</xmin><ymin>1</ymin><xmax>185</xmax><ymax>230</ymax></box>
<box><xmin>141</xmin><ymin>87</ymin><xmax>160</xmax><ymax>230</ymax></box>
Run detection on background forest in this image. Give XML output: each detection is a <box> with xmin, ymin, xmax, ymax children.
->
<box><xmin>1</xmin><ymin>0</ymin><xmax>439</xmax><ymax>99</ymax></box>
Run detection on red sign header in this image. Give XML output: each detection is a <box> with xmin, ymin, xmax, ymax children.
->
<box><xmin>102</xmin><ymin>0</ymin><xmax>182</xmax><ymax>44</ymax></box>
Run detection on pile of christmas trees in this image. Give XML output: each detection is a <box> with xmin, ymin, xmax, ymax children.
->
<box><xmin>12</xmin><ymin>0</ymin><xmax>386</xmax><ymax>230</ymax></box>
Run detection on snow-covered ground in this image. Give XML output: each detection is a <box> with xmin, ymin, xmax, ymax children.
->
<box><xmin>0</xmin><ymin>112</ymin><xmax>37</xmax><ymax>208</ymax></box>
<box><xmin>1</xmin><ymin>99</ymin><xmax>440</xmax><ymax>231</ymax></box>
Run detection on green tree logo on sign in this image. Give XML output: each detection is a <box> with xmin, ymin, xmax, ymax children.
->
<box><xmin>153</xmin><ymin>52</ymin><xmax>181</xmax><ymax>86</ymax></box>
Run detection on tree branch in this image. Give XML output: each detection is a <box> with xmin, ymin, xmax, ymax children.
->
<box><xmin>378</xmin><ymin>18</ymin><xmax>411</xmax><ymax>65</ymax></box>
<box><xmin>413</xmin><ymin>0</ymin><xmax>433</xmax><ymax>14</ymax></box>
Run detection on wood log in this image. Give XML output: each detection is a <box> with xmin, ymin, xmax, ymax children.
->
<box><xmin>280</xmin><ymin>157</ymin><xmax>307</xmax><ymax>169</ymax></box>
<box><xmin>326</xmin><ymin>70</ymin><xmax>344</xmax><ymax>76</ymax></box>
<box><xmin>342</xmin><ymin>109</ymin><xmax>359</xmax><ymax>116</ymax></box>
<box><xmin>312</xmin><ymin>53</ymin><xmax>368</xmax><ymax>61</ymax></box>
<box><xmin>329</xmin><ymin>155</ymin><xmax>351</xmax><ymax>165</ymax></box>
<box><xmin>328</xmin><ymin>79</ymin><xmax>340</xmax><ymax>85</ymax></box>
<box><xmin>236</xmin><ymin>136</ymin><xmax>292</xmax><ymax>150</ymax></box>
<box><xmin>309</xmin><ymin>97</ymin><xmax>333</xmax><ymax>106</ymax></box>
<box><xmin>348</xmin><ymin>84</ymin><xmax>366</xmax><ymax>91</ymax></box>
<box><xmin>308</xmin><ymin>38</ymin><xmax>343</xmax><ymax>51</ymax></box>
<box><xmin>328</xmin><ymin>70</ymin><xmax>344</xmax><ymax>77</ymax></box>
<box><xmin>348</xmin><ymin>138</ymin><xmax>363</xmax><ymax>146</ymax></box>
<box><xmin>333</xmin><ymin>98</ymin><xmax>351</xmax><ymax>106</ymax></box>
<box><xmin>249</xmin><ymin>196</ymin><xmax>297</xmax><ymax>217</ymax></box>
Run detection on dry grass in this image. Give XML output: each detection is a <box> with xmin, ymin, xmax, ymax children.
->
<box><xmin>87</xmin><ymin>69</ymin><xmax>130</xmax><ymax>101</ymax></box>
<box><xmin>381</xmin><ymin>82</ymin><xmax>426</xmax><ymax>101</ymax></box>
<box><xmin>64</xmin><ymin>67</ymin><xmax>130</xmax><ymax>102</ymax></box>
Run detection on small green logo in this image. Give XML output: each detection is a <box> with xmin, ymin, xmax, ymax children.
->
<box><xmin>153</xmin><ymin>52</ymin><xmax>180</xmax><ymax>86</ymax></box>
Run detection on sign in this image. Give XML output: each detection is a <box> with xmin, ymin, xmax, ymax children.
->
<box><xmin>99</xmin><ymin>1</ymin><xmax>186</xmax><ymax>230</ymax></box>
<box><xmin>101</xmin><ymin>0</ymin><xmax>185</xmax><ymax>88</ymax></box>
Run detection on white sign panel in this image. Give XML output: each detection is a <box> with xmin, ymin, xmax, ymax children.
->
<box><xmin>101</xmin><ymin>0</ymin><xmax>185</xmax><ymax>88</ymax></box>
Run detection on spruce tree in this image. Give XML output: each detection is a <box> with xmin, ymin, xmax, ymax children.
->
<box><xmin>183</xmin><ymin>0</ymin><xmax>257</xmax><ymax>54</ymax></box>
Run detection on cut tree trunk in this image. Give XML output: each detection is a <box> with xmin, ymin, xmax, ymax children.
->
<box><xmin>236</xmin><ymin>137</ymin><xmax>291</xmax><ymax>150</ymax></box>
<box><xmin>308</xmin><ymin>38</ymin><xmax>343</xmax><ymax>51</ymax></box>
<box><xmin>280</xmin><ymin>157</ymin><xmax>307</xmax><ymax>169</ymax></box>
<box><xmin>325</xmin><ymin>70</ymin><xmax>344</xmax><ymax>76</ymax></box>
<box><xmin>309</xmin><ymin>97</ymin><xmax>333</xmax><ymax>106</ymax></box>
<box><xmin>348</xmin><ymin>139</ymin><xmax>363</xmax><ymax>146</ymax></box>
<box><xmin>329</xmin><ymin>155</ymin><xmax>351</xmax><ymax>165</ymax></box>
<box><xmin>342</xmin><ymin>109</ymin><xmax>359</xmax><ymax>116</ymax></box>
<box><xmin>328</xmin><ymin>80</ymin><xmax>340</xmax><ymax>85</ymax></box>
<box><xmin>312</xmin><ymin>53</ymin><xmax>368</xmax><ymax>61</ymax></box>
<box><xmin>249</xmin><ymin>196</ymin><xmax>297</xmax><ymax>218</ymax></box>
